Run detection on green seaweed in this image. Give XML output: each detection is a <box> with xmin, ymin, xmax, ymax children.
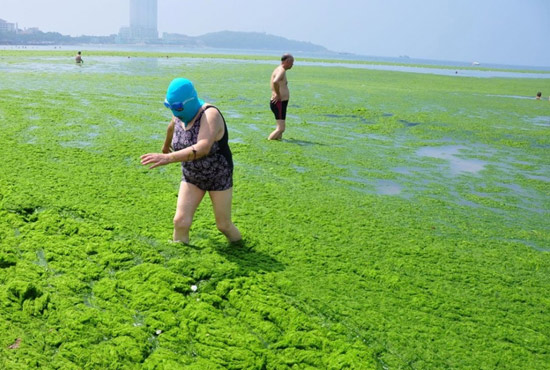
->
<box><xmin>1</xmin><ymin>50</ymin><xmax>549</xmax><ymax>369</ymax></box>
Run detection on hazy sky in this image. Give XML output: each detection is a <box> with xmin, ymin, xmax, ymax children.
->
<box><xmin>2</xmin><ymin>0</ymin><xmax>549</xmax><ymax>67</ymax></box>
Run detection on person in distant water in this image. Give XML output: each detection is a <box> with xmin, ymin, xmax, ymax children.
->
<box><xmin>535</xmin><ymin>91</ymin><xmax>542</xmax><ymax>100</ymax></box>
<box><xmin>75</xmin><ymin>51</ymin><xmax>83</xmax><ymax>64</ymax></box>
<box><xmin>268</xmin><ymin>53</ymin><xmax>294</xmax><ymax>140</ymax></box>
<box><xmin>140</xmin><ymin>78</ymin><xmax>242</xmax><ymax>245</ymax></box>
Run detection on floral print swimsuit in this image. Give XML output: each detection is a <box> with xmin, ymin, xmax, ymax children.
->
<box><xmin>172</xmin><ymin>106</ymin><xmax>233</xmax><ymax>191</ymax></box>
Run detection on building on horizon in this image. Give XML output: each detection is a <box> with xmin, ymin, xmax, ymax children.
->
<box><xmin>118</xmin><ymin>0</ymin><xmax>158</xmax><ymax>43</ymax></box>
<box><xmin>0</xmin><ymin>19</ymin><xmax>17</xmax><ymax>33</ymax></box>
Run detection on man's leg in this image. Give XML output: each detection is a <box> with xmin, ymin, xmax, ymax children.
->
<box><xmin>209</xmin><ymin>188</ymin><xmax>242</xmax><ymax>242</ymax></box>
<box><xmin>173</xmin><ymin>181</ymin><xmax>206</xmax><ymax>243</ymax></box>
<box><xmin>268</xmin><ymin>100</ymin><xmax>286</xmax><ymax>140</ymax></box>
<box><xmin>268</xmin><ymin>119</ymin><xmax>286</xmax><ymax>140</ymax></box>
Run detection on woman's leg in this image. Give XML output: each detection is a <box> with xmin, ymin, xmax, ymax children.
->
<box><xmin>209</xmin><ymin>188</ymin><xmax>242</xmax><ymax>242</ymax></box>
<box><xmin>173</xmin><ymin>181</ymin><xmax>205</xmax><ymax>243</ymax></box>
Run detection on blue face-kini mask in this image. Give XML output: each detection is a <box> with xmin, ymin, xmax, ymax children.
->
<box><xmin>164</xmin><ymin>78</ymin><xmax>204</xmax><ymax>127</ymax></box>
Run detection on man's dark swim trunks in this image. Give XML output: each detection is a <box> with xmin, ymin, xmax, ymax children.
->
<box><xmin>172</xmin><ymin>106</ymin><xmax>233</xmax><ymax>191</ymax></box>
<box><xmin>270</xmin><ymin>100</ymin><xmax>288</xmax><ymax>120</ymax></box>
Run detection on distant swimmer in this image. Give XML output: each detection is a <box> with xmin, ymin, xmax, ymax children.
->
<box><xmin>268</xmin><ymin>53</ymin><xmax>294</xmax><ymax>140</ymax></box>
<box><xmin>535</xmin><ymin>92</ymin><xmax>541</xmax><ymax>100</ymax></box>
<box><xmin>75</xmin><ymin>51</ymin><xmax>83</xmax><ymax>64</ymax></box>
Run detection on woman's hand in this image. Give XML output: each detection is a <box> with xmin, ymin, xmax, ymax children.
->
<box><xmin>140</xmin><ymin>153</ymin><xmax>171</xmax><ymax>169</ymax></box>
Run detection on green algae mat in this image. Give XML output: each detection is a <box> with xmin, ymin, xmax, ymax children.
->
<box><xmin>1</xmin><ymin>50</ymin><xmax>549</xmax><ymax>369</ymax></box>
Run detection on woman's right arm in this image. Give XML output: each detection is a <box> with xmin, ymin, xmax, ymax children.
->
<box><xmin>162</xmin><ymin>118</ymin><xmax>176</xmax><ymax>153</ymax></box>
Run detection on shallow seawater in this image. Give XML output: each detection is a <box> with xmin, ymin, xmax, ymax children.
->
<box><xmin>486</xmin><ymin>94</ymin><xmax>537</xmax><ymax>100</ymax></box>
<box><xmin>375</xmin><ymin>179</ymin><xmax>402</xmax><ymax>195</ymax></box>
<box><xmin>528</xmin><ymin>115</ymin><xmax>550</xmax><ymax>127</ymax></box>
<box><xmin>296</xmin><ymin>60</ymin><xmax>550</xmax><ymax>78</ymax></box>
<box><xmin>416</xmin><ymin>145</ymin><xmax>487</xmax><ymax>174</ymax></box>
<box><xmin>1</xmin><ymin>51</ymin><xmax>550</xmax><ymax>370</ymax></box>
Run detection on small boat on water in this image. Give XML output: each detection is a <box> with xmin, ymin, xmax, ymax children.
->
<box><xmin>472</xmin><ymin>61</ymin><xmax>480</xmax><ymax>66</ymax></box>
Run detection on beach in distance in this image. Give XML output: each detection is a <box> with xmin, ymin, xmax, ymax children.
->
<box><xmin>1</xmin><ymin>48</ymin><xmax>549</xmax><ymax>369</ymax></box>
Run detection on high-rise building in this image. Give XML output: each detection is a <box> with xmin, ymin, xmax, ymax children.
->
<box><xmin>130</xmin><ymin>0</ymin><xmax>157</xmax><ymax>39</ymax></box>
<box><xmin>118</xmin><ymin>0</ymin><xmax>158</xmax><ymax>43</ymax></box>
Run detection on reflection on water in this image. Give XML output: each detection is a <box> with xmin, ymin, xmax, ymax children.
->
<box><xmin>525</xmin><ymin>174</ymin><xmax>550</xmax><ymax>182</ymax></box>
<box><xmin>529</xmin><ymin>116</ymin><xmax>550</xmax><ymax>127</ymax></box>
<box><xmin>0</xmin><ymin>56</ymin><xmax>161</xmax><ymax>76</ymax></box>
<box><xmin>325</xmin><ymin>113</ymin><xmax>372</xmax><ymax>124</ymax></box>
<box><xmin>225</xmin><ymin>110</ymin><xmax>243</xmax><ymax>119</ymax></box>
<box><xmin>399</xmin><ymin>119</ymin><xmax>421</xmax><ymax>127</ymax></box>
<box><xmin>376</xmin><ymin>180</ymin><xmax>402</xmax><ymax>195</ymax></box>
<box><xmin>283</xmin><ymin>138</ymin><xmax>323</xmax><ymax>146</ymax></box>
<box><xmin>292</xmin><ymin>164</ymin><xmax>307</xmax><ymax>173</ymax></box>
<box><xmin>486</xmin><ymin>94</ymin><xmax>535</xmax><ymax>100</ymax></box>
<box><xmin>498</xmin><ymin>238</ymin><xmax>550</xmax><ymax>252</ymax></box>
<box><xmin>417</xmin><ymin>145</ymin><xmax>486</xmax><ymax>174</ymax></box>
<box><xmin>59</xmin><ymin>140</ymin><xmax>93</xmax><ymax>148</ymax></box>
<box><xmin>229</xmin><ymin>137</ymin><xmax>245</xmax><ymax>144</ymax></box>
<box><xmin>391</xmin><ymin>166</ymin><xmax>428</xmax><ymax>175</ymax></box>
<box><xmin>297</xmin><ymin>61</ymin><xmax>550</xmax><ymax>79</ymax></box>
<box><xmin>340</xmin><ymin>176</ymin><xmax>403</xmax><ymax>196</ymax></box>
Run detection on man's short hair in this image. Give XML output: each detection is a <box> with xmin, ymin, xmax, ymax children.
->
<box><xmin>281</xmin><ymin>53</ymin><xmax>293</xmax><ymax>62</ymax></box>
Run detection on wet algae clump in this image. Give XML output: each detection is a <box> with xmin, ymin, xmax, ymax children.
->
<box><xmin>1</xmin><ymin>50</ymin><xmax>550</xmax><ymax>369</ymax></box>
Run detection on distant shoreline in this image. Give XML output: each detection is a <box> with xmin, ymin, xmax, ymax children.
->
<box><xmin>2</xmin><ymin>44</ymin><xmax>550</xmax><ymax>75</ymax></box>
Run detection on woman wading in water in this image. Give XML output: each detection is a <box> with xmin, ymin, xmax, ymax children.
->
<box><xmin>141</xmin><ymin>78</ymin><xmax>242</xmax><ymax>244</ymax></box>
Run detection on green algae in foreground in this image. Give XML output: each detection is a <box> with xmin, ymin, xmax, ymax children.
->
<box><xmin>1</xmin><ymin>51</ymin><xmax>549</xmax><ymax>369</ymax></box>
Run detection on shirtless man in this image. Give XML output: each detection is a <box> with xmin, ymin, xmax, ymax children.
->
<box><xmin>268</xmin><ymin>53</ymin><xmax>294</xmax><ymax>140</ymax></box>
<box><xmin>75</xmin><ymin>51</ymin><xmax>83</xmax><ymax>64</ymax></box>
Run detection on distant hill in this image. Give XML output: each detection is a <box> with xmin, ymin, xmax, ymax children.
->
<box><xmin>1</xmin><ymin>28</ymin><xmax>329</xmax><ymax>53</ymax></box>
<box><xmin>193</xmin><ymin>31</ymin><xmax>328</xmax><ymax>52</ymax></box>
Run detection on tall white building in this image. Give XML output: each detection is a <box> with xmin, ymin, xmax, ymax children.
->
<box><xmin>119</xmin><ymin>0</ymin><xmax>158</xmax><ymax>42</ymax></box>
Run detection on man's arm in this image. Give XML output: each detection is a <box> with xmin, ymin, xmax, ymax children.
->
<box><xmin>271</xmin><ymin>69</ymin><xmax>284</xmax><ymax>101</ymax></box>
